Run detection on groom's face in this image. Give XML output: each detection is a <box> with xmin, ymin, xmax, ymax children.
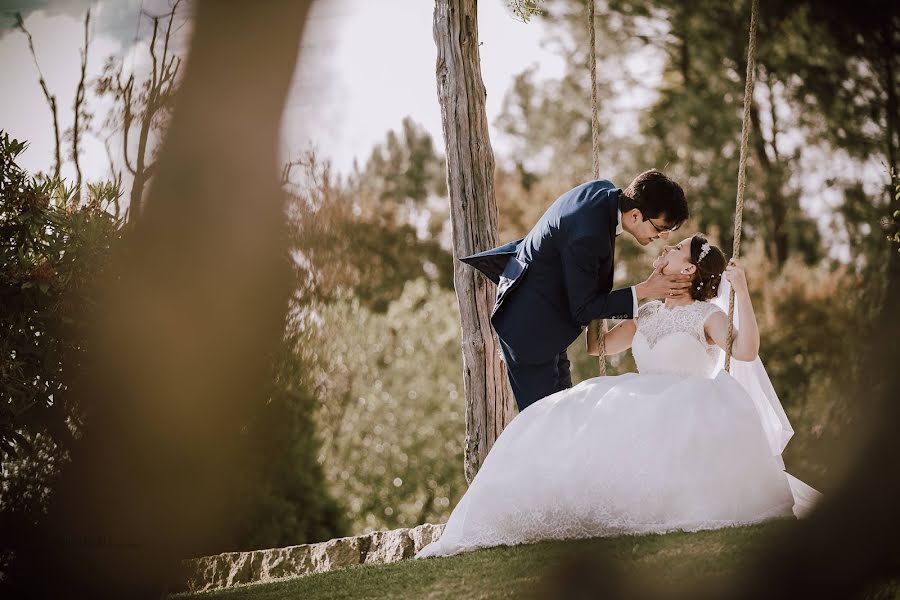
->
<box><xmin>624</xmin><ymin>209</ymin><xmax>675</xmax><ymax>246</ymax></box>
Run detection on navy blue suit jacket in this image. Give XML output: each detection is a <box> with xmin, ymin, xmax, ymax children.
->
<box><xmin>461</xmin><ymin>180</ymin><xmax>634</xmax><ymax>364</ymax></box>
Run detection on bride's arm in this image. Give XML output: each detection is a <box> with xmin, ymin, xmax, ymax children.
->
<box><xmin>705</xmin><ymin>259</ymin><xmax>760</xmax><ymax>361</ymax></box>
<box><xmin>587</xmin><ymin>319</ymin><xmax>637</xmax><ymax>356</ymax></box>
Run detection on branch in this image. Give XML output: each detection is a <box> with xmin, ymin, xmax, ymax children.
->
<box><xmin>101</xmin><ymin>135</ymin><xmax>124</xmax><ymax>219</ymax></box>
<box><xmin>160</xmin><ymin>0</ymin><xmax>183</xmax><ymax>79</ymax></box>
<box><xmin>119</xmin><ymin>73</ymin><xmax>137</xmax><ymax>175</ymax></box>
<box><xmin>71</xmin><ymin>9</ymin><xmax>91</xmax><ymax>204</ymax></box>
<box><xmin>135</xmin><ymin>0</ymin><xmax>184</xmax><ymax>187</ymax></box>
<box><xmin>16</xmin><ymin>13</ymin><xmax>62</xmax><ymax>179</ymax></box>
<box><xmin>508</xmin><ymin>0</ymin><xmax>544</xmax><ymax>23</ymax></box>
<box><xmin>148</xmin><ymin>16</ymin><xmax>160</xmax><ymax>96</ymax></box>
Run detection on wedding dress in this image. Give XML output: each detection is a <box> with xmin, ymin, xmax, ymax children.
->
<box><xmin>416</xmin><ymin>296</ymin><xmax>821</xmax><ymax>559</ymax></box>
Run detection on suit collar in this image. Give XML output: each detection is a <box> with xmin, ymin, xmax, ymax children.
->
<box><xmin>610</xmin><ymin>187</ymin><xmax>623</xmax><ymax>238</ymax></box>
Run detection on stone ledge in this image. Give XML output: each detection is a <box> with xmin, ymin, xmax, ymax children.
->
<box><xmin>181</xmin><ymin>522</ymin><xmax>445</xmax><ymax>594</ymax></box>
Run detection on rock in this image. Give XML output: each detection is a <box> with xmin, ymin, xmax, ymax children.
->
<box><xmin>259</xmin><ymin>544</ymin><xmax>312</xmax><ymax>580</ymax></box>
<box><xmin>185</xmin><ymin>549</ymin><xmax>264</xmax><ymax>593</ymax></box>
<box><xmin>409</xmin><ymin>522</ymin><xmax>446</xmax><ymax>552</ymax></box>
<box><xmin>364</xmin><ymin>529</ymin><xmax>412</xmax><ymax>564</ymax></box>
<box><xmin>181</xmin><ymin>522</ymin><xmax>446</xmax><ymax>593</ymax></box>
<box><xmin>309</xmin><ymin>533</ymin><xmax>371</xmax><ymax>573</ymax></box>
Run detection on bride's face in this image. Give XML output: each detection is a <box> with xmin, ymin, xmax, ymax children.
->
<box><xmin>653</xmin><ymin>239</ymin><xmax>697</xmax><ymax>276</ymax></box>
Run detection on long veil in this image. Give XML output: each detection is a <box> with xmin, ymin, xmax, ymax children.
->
<box><xmin>711</xmin><ymin>278</ymin><xmax>821</xmax><ymax>516</ymax></box>
<box><xmin>711</xmin><ymin>278</ymin><xmax>793</xmax><ymax>459</ymax></box>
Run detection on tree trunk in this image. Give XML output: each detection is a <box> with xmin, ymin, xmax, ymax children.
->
<box><xmin>130</xmin><ymin>113</ymin><xmax>153</xmax><ymax>219</ymax></box>
<box><xmin>4</xmin><ymin>1</ymin><xmax>312</xmax><ymax>597</ymax></box>
<box><xmin>433</xmin><ymin>0</ymin><xmax>515</xmax><ymax>483</ymax></box>
<box><xmin>749</xmin><ymin>102</ymin><xmax>789</xmax><ymax>266</ymax></box>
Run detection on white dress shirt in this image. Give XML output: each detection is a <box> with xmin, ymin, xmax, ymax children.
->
<box><xmin>616</xmin><ymin>210</ymin><xmax>640</xmax><ymax>318</ymax></box>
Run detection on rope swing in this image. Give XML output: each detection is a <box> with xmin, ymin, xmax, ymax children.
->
<box><xmin>586</xmin><ymin>0</ymin><xmax>760</xmax><ymax>374</ymax></box>
<box><xmin>725</xmin><ymin>0</ymin><xmax>759</xmax><ymax>372</ymax></box>
<box><xmin>587</xmin><ymin>0</ymin><xmax>609</xmax><ymax>376</ymax></box>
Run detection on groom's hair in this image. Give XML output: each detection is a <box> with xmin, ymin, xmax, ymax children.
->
<box><xmin>620</xmin><ymin>169</ymin><xmax>688</xmax><ymax>228</ymax></box>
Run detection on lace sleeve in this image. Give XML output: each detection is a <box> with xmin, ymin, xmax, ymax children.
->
<box><xmin>697</xmin><ymin>302</ymin><xmax>724</xmax><ymax>344</ymax></box>
<box><xmin>698</xmin><ymin>301</ymin><xmax>724</xmax><ymax>318</ymax></box>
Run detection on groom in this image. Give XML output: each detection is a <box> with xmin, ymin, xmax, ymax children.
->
<box><xmin>462</xmin><ymin>170</ymin><xmax>692</xmax><ymax>412</ymax></box>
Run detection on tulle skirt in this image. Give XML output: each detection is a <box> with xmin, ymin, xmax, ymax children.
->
<box><xmin>417</xmin><ymin>371</ymin><xmax>812</xmax><ymax>559</ymax></box>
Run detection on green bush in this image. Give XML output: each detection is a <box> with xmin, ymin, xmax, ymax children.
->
<box><xmin>231</xmin><ymin>326</ymin><xmax>348</xmax><ymax>550</ymax></box>
<box><xmin>1</xmin><ymin>132</ymin><xmax>346</xmax><ymax>555</ymax></box>
<box><xmin>300</xmin><ymin>280</ymin><xmax>466</xmax><ymax>533</ymax></box>
<box><xmin>0</xmin><ymin>131</ymin><xmax>123</xmax><ymax>522</ymax></box>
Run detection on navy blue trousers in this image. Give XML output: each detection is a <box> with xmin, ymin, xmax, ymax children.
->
<box><xmin>498</xmin><ymin>337</ymin><xmax>573</xmax><ymax>412</ymax></box>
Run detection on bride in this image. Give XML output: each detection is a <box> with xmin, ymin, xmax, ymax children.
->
<box><xmin>417</xmin><ymin>234</ymin><xmax>821</xmax><ymax>559</ymax></box>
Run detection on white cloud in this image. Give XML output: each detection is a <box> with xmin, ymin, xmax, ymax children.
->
<box><xmin>281</xmin><ymin>0</ymin><xmax>565</xmax><ymax>174</ymax></box>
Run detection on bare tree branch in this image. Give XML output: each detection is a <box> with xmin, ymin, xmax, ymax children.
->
<box><xmin>119</xmin><ymin>72</ymin><xmax>137</xmax><ymax>175</ymax></box>
<box><xmin>71</xmin><ymin>9</ymin><xmax>91</xmax><ymax>204</ymax></box>
<box><xmin>91</xmin><ymin>1</ymin><xmax>185</xmax><ymax>224</ymax></box>
<box><xmin>126</xmin><ymin>0</ymin><xmax>184</xmax><ymax>223</ymax></box>
<box><xmin>16</xmin><ymin>13</ymin><xmax>61</xmax><ymax>180</ymax></box>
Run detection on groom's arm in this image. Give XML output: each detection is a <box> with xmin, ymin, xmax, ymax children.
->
<box><xmin>561</xmin><ymin>235</ymin><xmax>636</xmax><ymax>326</ymax></box>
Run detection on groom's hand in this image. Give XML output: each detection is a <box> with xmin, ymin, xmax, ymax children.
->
<box><xmin>634</xmin><ymin>260</ymin><xmax>693</xmax><ymax>301</ymax></box>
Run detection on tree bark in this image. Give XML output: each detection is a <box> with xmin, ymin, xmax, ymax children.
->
<box><xmin>433</xmin><ymin>0</ymin><xmax>515</xmax><ymax>483</ymax></box>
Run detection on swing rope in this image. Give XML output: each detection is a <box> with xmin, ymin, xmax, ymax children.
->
<box><xmin>725</xmin><ymin>0</ymin><xmax>759</xmax><ymax>372</ymax></box>
<box><xmin>587</xmin><ymin>0</ymin><xmax>609</xmax><ymax>376</ymax></box>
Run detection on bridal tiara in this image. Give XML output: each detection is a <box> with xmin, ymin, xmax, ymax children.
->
<box><xmin>697</xmin><ymin>241</ymin><xmax>711</xmax><ymax>263</ymax></box>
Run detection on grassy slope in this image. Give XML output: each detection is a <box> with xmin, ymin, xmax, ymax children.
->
<box><xmin>187</xmin><ymin>521</ymin><xmax>894</xmax><ymax>600</ymax></box>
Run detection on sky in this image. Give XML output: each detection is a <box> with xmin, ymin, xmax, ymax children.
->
<box><xmin>0</xmin><ymin>0</ymin><xmax>567</xmax><ymax>184</ymax></box>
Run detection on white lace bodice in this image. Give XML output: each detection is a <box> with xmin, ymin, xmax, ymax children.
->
<box><xmin>632</xmin><ymin>300</ymin><xmax>724</xmax><ymax>377</ymax></box>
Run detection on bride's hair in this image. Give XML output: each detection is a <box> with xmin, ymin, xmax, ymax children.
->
<box><xmin>688</xmin><ymin>235</ymin><xmax>726</xmax><ymax>301</ymax></box>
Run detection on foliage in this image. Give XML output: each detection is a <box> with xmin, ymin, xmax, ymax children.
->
<box><xmin>888</xmin><ymin>169</ymin><xmax>900</xmax><ymax>253</ymax></box>
<box><xmin>508</xmin><ymin>0</ymin><xmax>545</xmax><ymax>23</ymax></box>
<box><xmin>232</xmin><ymin>325</ymin><xmax>347</xmax><ymax>551</ymax></box>
<box><xmin>286</xmin><ymin>122</ymin><xmax>453</xmax><ymax>314</ymax></box>
<box><xmin>769</xmin><ymin>0</ymin><xmax>899</xmax><ymax>168</ymax></box>
<box><xmin>300</xmin><ymin>280</ymin><xmax>466</xmax><ymax>534</ymax></box>
<box><xmin>358</xmin><ymin>117</ymin><xmax>448</xmax><ymax>207</ymax></box>
<box><xmin>0</xmin><ymin>131</ymin><xmax>123</xmax><ymax>472</ymax></box>
<box><xmin>0</xmin><ymin>131</ymin><xmax>123</xmax><ymax>553</ymax></box>
<box><xmin>0</xmin><ymin>132</ymin><xmax>345</xmax><ymax>555</ymax></box>
<box><xmin>275</xmin><ymin>121</ymin><xmax>460</xmax><ymax>536</ymax></box>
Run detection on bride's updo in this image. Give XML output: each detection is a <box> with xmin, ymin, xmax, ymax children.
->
<box><xmin>688</xmin><ymin>235</ymin><xmax>727</xmax><ymax>301</ymax></box>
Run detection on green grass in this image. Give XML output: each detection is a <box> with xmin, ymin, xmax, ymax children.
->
<box><xmin>184</xmin><ymin>521</ymin><xmax>850</xmax><ymax>600</ymax></box>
